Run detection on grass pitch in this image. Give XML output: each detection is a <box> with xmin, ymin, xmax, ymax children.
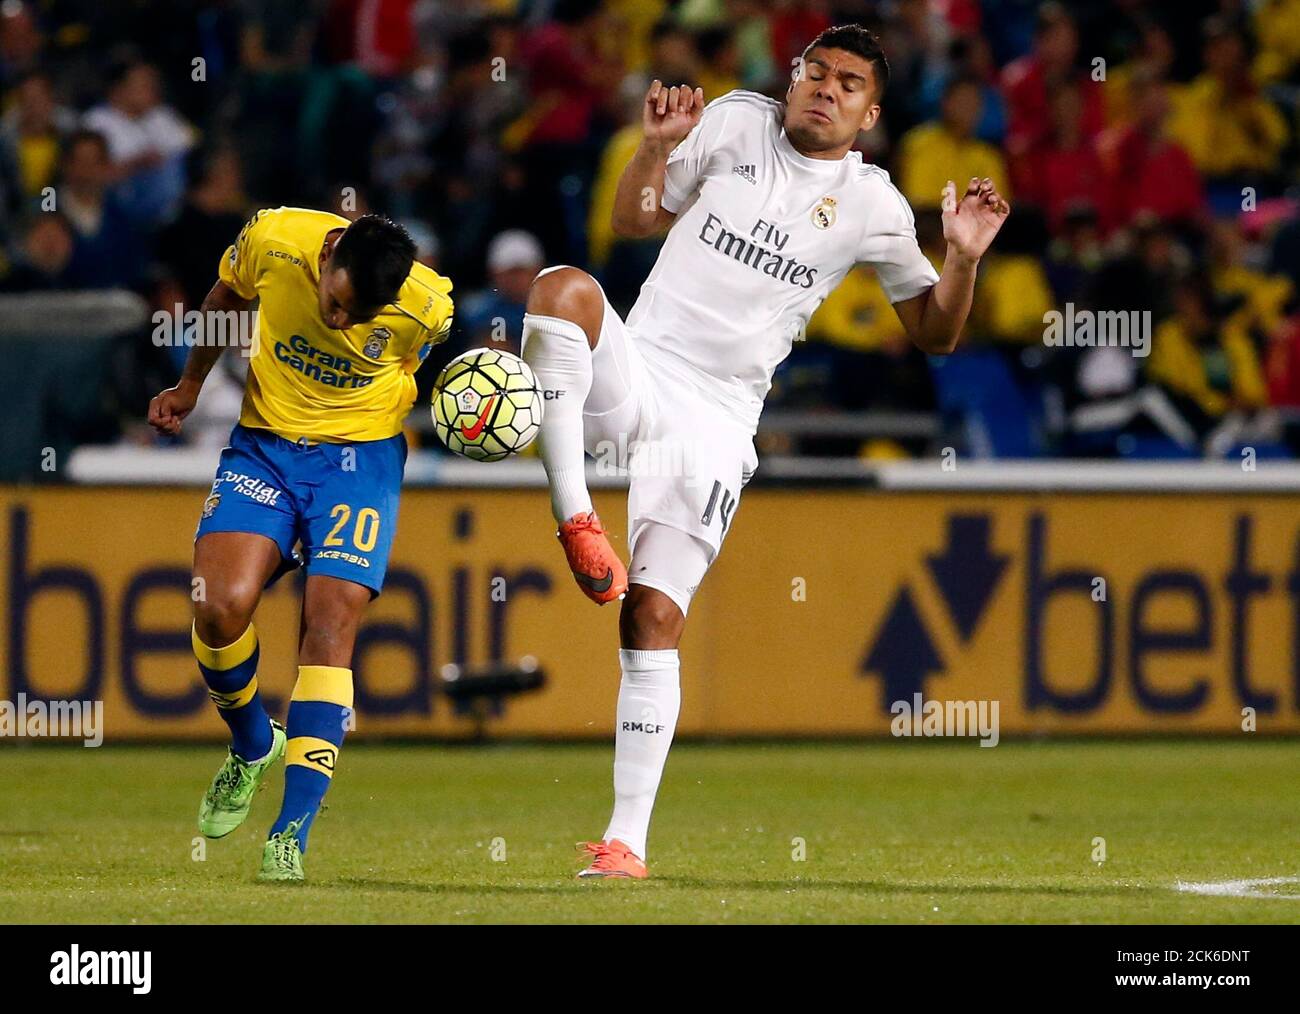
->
<box><xmin>1</xmin><ymin>740</ymin><xmax>1297</xmax><ymax>924</ymax></box>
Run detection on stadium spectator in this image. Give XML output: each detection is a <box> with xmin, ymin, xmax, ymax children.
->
<box><xmin>694</xmin><ymin>25</ymin><xmax>743</xmax><ymax>100</ymax></box>
<box><xmin>156</xmin><ymin>148</ymin><xmax>251</xmax><ymax>315</ymax></box>
<box><xmin>646</xmin><ymin>18</ymin><xmax>701</xmax><ymax>85</ymax></box>
<box><xmin>0</xmin><ymin>212</ymin><xmax>75</xmax><ymax>290</ymax></box>
<box><xmin>455</xmin><ymin>229</ymin><xmax>545</xmax><ymax>357</ymax></box>
<box><xmin>82</xmin><ymin>56</ymin><xmax>195</xmax><ymax>228</ymax></box>
<box><xmin>1000</xmin><ymin>3</ymin><xmax>1104</xmax><ymax>165</ymax></box>
<box><xmin>1166</xmin><ymin>20</ymin><xmax>1289</xmax><ymax>194</ymax></box>
<box><xmin>1094</xmin><ymin>68</ymin><xmax>1205</xmax><ymax>235</ymax></box>
<box><xmin>1146</xmin><ymin>276</ymin><xmax>1270</xmax><ymax>425</ymax></box>
<box><xmin>1265</xmin><ymin>312</ymin><xmax>1300</xmax><ymax>407</ymax></box>
<box><xmin>0</xmin><ymin>1</ymin><xmax>42</xmax><ymax>89</ymax></box>
<box><xmin>517</xmin><ymin>0</ymin><xmax>622</xmax><ymax>263</ymax></box>
<box><xmin>320</xmin><ymin>0</ymin><xmax>417</xmax><ymax>80</ymax></box>
<box><xmin>1099</xmin><ymin>19</ymin><xmax>1176</xmax><ymax>127</ymax></box>
<box><xmin>917</xmin><ymin>33</ymin><xmax>1008</xmax><ymax>144</ymax></box>
<box><xmin>0</xmin><ymin>70</ymin><xmax>76</xmax><ymax>207</ymax></box>
<box><xmin>1251</xmin><ymin>0</ymin><xmax>1300</xmax><ymax>85</ymax></box>
<box><xmin>1207</xmin><ymin>218</ymin><xmax>1294</xmax><ymax>342</ymax></box>
<box><xmin>898</xmin><ymin>75</ymin><xmax>1010</xmax><ymax>210</ymax></box>
<box><xmin>1014</xmin><ymin>79</ymin><xmax>1105</xmax><ymax>233</ymax></box>
<box><xmin>56</xmin><ymin>129</ymin><xmax>146</xmax><ymax>289</ymax></box>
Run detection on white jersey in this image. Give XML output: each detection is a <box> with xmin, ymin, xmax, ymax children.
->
<box><xmin>625</xmin><ymin>90</ymin><xmax>940</xmax><ymax>433</ymax></box>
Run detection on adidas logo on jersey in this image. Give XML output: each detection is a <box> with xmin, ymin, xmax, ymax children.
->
<box><xmin>731</xmin><ymin>163</ymin><xmax>757</xmax><ymax>185</ymax></box>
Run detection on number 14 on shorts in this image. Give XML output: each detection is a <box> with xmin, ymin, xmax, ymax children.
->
<box><xmin>701</xmin><ymin>481</ymin><xmax>736</xmax><ymax>532</ymax></box>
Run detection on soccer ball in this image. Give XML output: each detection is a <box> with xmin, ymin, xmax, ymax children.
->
<box><xmin>431</xmin><ymin>348</ymin><xmax>543</xmax><ymax>461</ymax></box>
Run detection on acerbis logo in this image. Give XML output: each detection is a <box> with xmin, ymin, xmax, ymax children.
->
<box><xmin>621</xmin><ymin>721</ymin><xmax>666</xmax><ymax>734</ymax></box>
<box><xmin>304</xmin><ymin>747</ymin><xmax>337</xmax><ymax>771</ymax></box>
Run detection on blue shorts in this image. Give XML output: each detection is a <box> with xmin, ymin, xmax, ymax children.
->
<box><xmin>196</xmin><ymin>424</ymin><xmax>408</xmax><ymax>595</ymax></box>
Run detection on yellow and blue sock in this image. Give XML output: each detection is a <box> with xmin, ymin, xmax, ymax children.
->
<box><xmin>193</xmin><ymin>622</ymin><xmax>273</xmax><ymax>762</ymax></box>
<box><xmin>271</xmin><ymin>665</ymin><xmax>352</xmax><ymax>851</ymax></box>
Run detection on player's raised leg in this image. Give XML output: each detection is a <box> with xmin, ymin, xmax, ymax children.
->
<box><xmin>578</xmin><ymin>523</ymin><xmax>710</xmax><ymax>878</ymax></box>
<box><xmin>193</xmin><ymin>531</ymin><xmax>289</xmax><ymax>838</ymax></box>
<box><xmin>521</xmin><ymin>266</ymin><xmax>628</xmax><ymax>604</ymax></box>
<box><xmin>259</xmin><ymin>574</ymin><xmax>366</xmax><ymax>882</ymax></box>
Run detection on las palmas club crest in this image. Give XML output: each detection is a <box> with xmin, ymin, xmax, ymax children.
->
<box><xmin>363</xmin><ymin>327</ymin><xmax>391</xmax><ymax>359</ymax></box>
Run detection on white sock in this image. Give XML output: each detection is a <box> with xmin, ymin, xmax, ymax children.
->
<box><xmin>603</xmin><ymin>648</ymin><xmax>681</xmax><ymax>860</ymax></box>
<box><xmin>522</xmin><ymin>312</ymin><xmax>594</xmax><ymax>522</ymax></box>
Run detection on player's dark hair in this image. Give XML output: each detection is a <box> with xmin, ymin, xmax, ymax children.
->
<box><xmin>331</xmin><ymin>215</ymin><xmax>416</xmax><ymax>312</ymax></box>
<box><xmin>803</xmin><ymin>24</ymin><xmax>890</xmax><ymax>101</ymax></box>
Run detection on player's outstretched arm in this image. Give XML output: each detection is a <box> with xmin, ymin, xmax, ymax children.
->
<box><xmin>147</xmin><ymin>279</ymin><xmax>254</xmax><ymax>436</ymax></box>
<box><xmin>611</xmin><ymin>80</ymin><xmax>704</xmax><ymax>239</ymax></box>
<box><xmin>894</xmin><ymin>176</ymin><xmax>1010</xmax><ymax>355</ymax></box>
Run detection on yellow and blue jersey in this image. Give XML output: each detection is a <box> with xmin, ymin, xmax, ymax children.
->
<box><xmin>219</xmin><ymin>206</ymin><xmax>454</xmax><ymax>443</ymax></box>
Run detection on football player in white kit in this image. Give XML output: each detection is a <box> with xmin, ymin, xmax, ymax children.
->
<box><xmin>520</xmin><ymin>24</ymin><xmax>1010</xmax><ymax>878</ymax></box>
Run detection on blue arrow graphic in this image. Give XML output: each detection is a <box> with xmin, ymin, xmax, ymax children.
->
<box><xmin>862</xmin><ymin>587</ymin><xmax>944</xmax><ymax>711</ymax></box>
<box><xmin>926</xmin><ymin>514</ymin><xmax>1008</xmax><ymax>642</ymax></box>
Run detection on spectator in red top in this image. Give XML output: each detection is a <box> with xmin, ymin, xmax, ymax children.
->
<box><xmin>1266</xmin><ymin>313</ymin><xmax>1300</xmax><ymax>408</ymax></box>
<box><xmin>769</xmin><ymin>1</ymin><xmax>833</xmax><ymax>76</ymax></box>
<box><xmin>520</xmin><ymin>0</ymin><xmax>620</xmax><ymax>147</ymax></box>
<box><xmin>1000</xmin><ymin>3</ymin><xmax>1104</xmax><ymax>164</ymax></box>
<box><xmin>516</xmin><ymin>0</ymin><xmax>621</xmax><ymax>266</ymax></box>
<box><xmin>321</xmin><ymin>0</ymin><xmax>416</xmax><ymax>79</ymax></box>
<box><xmin>1095</xmin><ymin>68</ymin><xmax>1205</xmax><ymax>234</ymax></box>
<box><xmin>1017</xmin><ymin>80</ymin><xmax>1107</xmax><ymax>233</ymax></box>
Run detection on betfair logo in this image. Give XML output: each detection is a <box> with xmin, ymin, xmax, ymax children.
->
<box><xmin>305</xmin><ymin>747</ymin><xmax>337</xmax><ymax>771</ymax></box>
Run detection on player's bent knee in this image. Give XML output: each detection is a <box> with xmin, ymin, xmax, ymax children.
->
<box><xmin>619</xmin><ymin>585</ymin><xmax>685</xmax><ymax>651</ymax></box>
<box><xmin>526</xmin><ymin>266</ymin><xmax>603</xmax><ymax>349</ymax></box>
<box><xmin>193</xmin><ymin>585</ymin><xmax>259</xmax><ymax>646</ymax></box>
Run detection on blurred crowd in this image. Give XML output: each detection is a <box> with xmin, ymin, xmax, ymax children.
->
<box><xmin>1</xmin><ymin>0</ymin><xmax>1299</xmax><ymax>460</ymax></box>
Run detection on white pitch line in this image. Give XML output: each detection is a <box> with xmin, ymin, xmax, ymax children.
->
<box><xmin>1175</xmin><ymin>876</ymin><xmax>1300</xmax><ymax>900</ymax></box>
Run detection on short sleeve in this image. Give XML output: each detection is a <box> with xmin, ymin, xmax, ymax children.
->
<box><xmin>661</xmin><ymin>94</ymin><xmax>747</xmax><ymax>214</ymax></box>
<box><xmin>218</xmin><ymin>209</ymin><xmax>272</xmax><ymax>300</ymax></box>
<box><xmin>859</xmin><ymin>185</ymin><xmax>940</xmax><ymax>304</ymax></box>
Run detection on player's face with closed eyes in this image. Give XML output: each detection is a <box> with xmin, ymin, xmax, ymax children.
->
<box><xmin>317</xmin><ymin>261</ymin><xmax>378</xmax><ymax>330</ymax></box>
<box><xmin>784</xmin><ymin>47</ymin><xmax>880</xmax><ymax>153</ymax></box>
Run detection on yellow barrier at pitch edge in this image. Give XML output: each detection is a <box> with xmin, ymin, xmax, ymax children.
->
<box><xmin>0</xmin><ymin>487</ymin><xmax>1295</xmax><ymax>738</ymax></box>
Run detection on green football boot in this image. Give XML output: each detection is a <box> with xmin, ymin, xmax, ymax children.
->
<box><xmin>258</xmin><ymin>819</ymin><xmax>306</xmax><ymax>883</ymax></box>
<box><xmin>197</xmin><ymin>720</ymin><xmax>287</xmax><ymax>839</ymax></box>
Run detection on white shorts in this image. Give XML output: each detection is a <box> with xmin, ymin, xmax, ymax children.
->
<box><xmin>583</xmin><ymin>284</ymin><xmax>758</xmax><ymax>605</ymax></box>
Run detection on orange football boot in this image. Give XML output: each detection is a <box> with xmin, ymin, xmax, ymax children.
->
<box><xmin>557</xmin><ymin>511</ymin><xmax>628</xmax><ymax>605</ymax></box>
<box><xmin>576</xmin><ymin>839</ymin><xmax>648</xmax><ymax>879</ymax></box>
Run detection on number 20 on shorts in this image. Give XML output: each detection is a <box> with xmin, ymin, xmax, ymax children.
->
<box><xmin>324</xmin><ymin>504</ymin><xmax>381</xmax><ymax>552</ymax></box>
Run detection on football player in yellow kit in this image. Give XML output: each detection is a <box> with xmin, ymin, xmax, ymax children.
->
<box><xmin>148</xmin><ymin>208</ymin><xmax>453</xmax><ymax>881</ymax></box>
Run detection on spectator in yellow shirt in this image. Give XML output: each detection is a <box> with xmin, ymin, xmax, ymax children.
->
<box><xmin>897</xmin><ymin>75</ymin><xmax>1011</xmax><ymax>210</ymax></box>
<box><xmin>1167</xmin><ymin>20</ymin><xmax>1289</xmax><ymax>179</ymax></box>
<box><xmin>1253</xmin><ymin>0</ymin><xmax>1300</xmax><ymax>84</ymax></box>
<box><xmin>1147</xmin><ymin>279</ymin><xmax>1269</xmax><ymax>419</ymax></box>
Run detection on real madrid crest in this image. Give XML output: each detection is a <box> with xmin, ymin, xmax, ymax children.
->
<box><xmin>363</xmin><ymin>326</ymin><xmax>392</xmax><ymax>359</ymax></box>
<box><xmin>811</xmin><ymin>196</ymin><xmax>837</xmax><ymax>230</ymax></box>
